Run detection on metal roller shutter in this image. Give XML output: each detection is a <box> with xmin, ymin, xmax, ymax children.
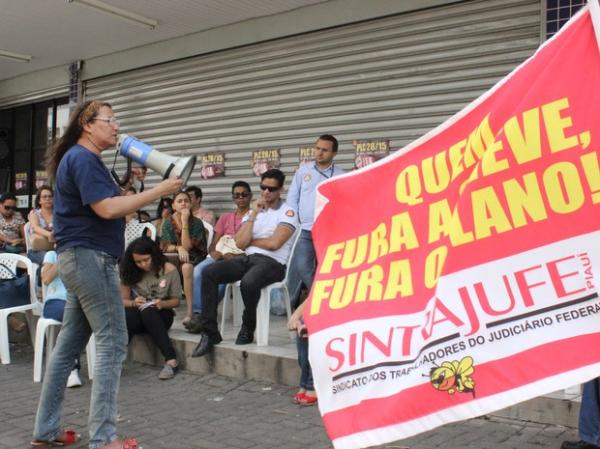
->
<box><xmin>85</xmin><ymin>0</ymin><xmax>541</xmax><ymax>214</ymax></box>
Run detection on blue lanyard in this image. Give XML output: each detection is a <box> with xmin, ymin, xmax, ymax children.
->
<box><xmin>315</xmin><ymin>163</ymin><xmax>334</xmax><ymax>179</ymax></box>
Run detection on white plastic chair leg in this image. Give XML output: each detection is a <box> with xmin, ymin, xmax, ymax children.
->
<box><xmin>220</xmin><ymin>284</ymin><xmax>231</xmax><ymax>335</ymax></box>
<box><xmin>33</xmin><ymin>319</ymin><xmax>49</xmax><ymax>382</ymax></box>
<box><xmin>221</xmin><ymin>283</ymin><xmax>244</xmax><ymax>335</ymax></box>
<box><xmin>233</xmin><ymin>286</ymin><xmax>243</xmax><ymax>327</ymax></box>
<box><xmin>0</xmin><ymin>313</ymin><xmax>11</xmax><ymax>365</ymax></box>
<box><xmin>256</xmin><ymin>289</ymin><xmax>271</xmax><ymax>346</ymax></box>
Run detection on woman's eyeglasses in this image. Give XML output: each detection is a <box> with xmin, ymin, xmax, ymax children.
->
<box><xmin>259</xmin><ymin>185</ymin><xmax>280</xmax><ymax>192</ymax></box>
<box><xmin>232</xmin><ymin>192</ymin><xmax>250</xmax><ymax>199</ymax></box>
<box><xmin>93</xmin><ymin>116</ymin><xmax>118</xmax><ymax>125</ymax></box>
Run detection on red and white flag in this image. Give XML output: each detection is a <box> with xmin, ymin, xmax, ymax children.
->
<box><xmin>306</xmin><ymin>4</ymin><xmax>600</xmax><ymax>448</ymax></box>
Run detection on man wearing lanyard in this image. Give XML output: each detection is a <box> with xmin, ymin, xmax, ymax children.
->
<box><xmin>285</xmin><ymin>134</ymin><xmax>344</xmax><ymax>404</ymax></box>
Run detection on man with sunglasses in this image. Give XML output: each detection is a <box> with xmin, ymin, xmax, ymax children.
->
<box><xmin>186</xmin><ymin>181</ymin><xmax>252</xmax><ymax>333</ymax></box>
<box><xmin>192</xmin><ymin>169</ymin><xmax>297</xmax><ymax>356</ymax></box>
<box><xmin>0</xmin><ymin>192</ymin><xmax>26</xmax><ymax>254</ymax></box>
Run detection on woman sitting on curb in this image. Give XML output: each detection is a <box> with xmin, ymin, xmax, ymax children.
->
<box><xmin>120</xmin><ymin>237</ymin><xmax>181</xmax><ymax>380</ymax></box>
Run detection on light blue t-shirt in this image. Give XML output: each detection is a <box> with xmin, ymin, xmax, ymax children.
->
<box><xmin>286</xmin><ymin>162</ymin><xmax>345</xmax><ymax>231</ymax></box>
<box><xmin>43</xmin><ymin>251</ymin><xmax>68</xmax><ymax>301</ymax></box>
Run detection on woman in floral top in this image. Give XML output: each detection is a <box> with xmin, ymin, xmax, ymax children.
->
<box><xmin>159</xmin><ymin>191</ymin><xmax>207</xmax><ymax>325</ymax></box>
<box><xmin>120</xmin><ymin>237</ymin><xmax>182</xmax><ymax>380</ymax></box>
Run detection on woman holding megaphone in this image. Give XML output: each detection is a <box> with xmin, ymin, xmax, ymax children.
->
<box><xmin>32</xmin><ymin>100</ymin><xmax>182</xmax><ymax>449</ymax></box>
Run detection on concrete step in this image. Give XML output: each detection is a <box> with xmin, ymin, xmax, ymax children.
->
<box><xmin>128</xmin><ymin>304</ymin><xmax>581</xmax><ymax>429</ymax></box>
<box><xmin>128</xmin><ymin>305</ymin><xmax>301</xmax><ymax>386</ymax></box>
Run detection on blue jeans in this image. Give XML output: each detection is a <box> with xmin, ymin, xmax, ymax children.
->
<box><xmin>580</xmin><ymin>378</ymin><xmax>600</xmax><ymax>445</ymax></box>
<box><xmin>43</xmin><ymin>298</ymin><xmax>67</xmax><ymax>321</ymax></box>
<box><xmin>286</xmin><ymin>230</ymin><xmax>316</xmax><ymax>308</ymax></box>
<box><xmin>199</xmin><ymin>254</ymin><xmax>286</xmax><ymax>335</ymax></box>
<box><xmin>287</xmin><ymin>230</ymin><xmax>316</xmax><ymax>389</ymax></box>
<box><xmin>33</xmin><ymin>247</ymin><xmax>127</xmax><ymax>449</ymax></box>
<box><xmin>27</xmin><ymin>249</ymin><xmax>47</xmax><ymax>266</ymax></box>
<box><xmin>192</xmin><ymin>257</ymin><xmax>225</xmax><ymax>314</ymax></box>
<box><xmin>3</xmin><ymin>244</ymin><xmax>25</xmax><ymax>254</ymax></box>
<box><xmin>297</xmin><ymin>333</ymin><xmax>314</xmax><ymax>390</ymax></box>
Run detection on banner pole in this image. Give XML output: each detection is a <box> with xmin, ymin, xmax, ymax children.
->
<box><xmin>589</xmin><ymin>0</ymin><xmax>600</xmax><ymax>51</ymax></box>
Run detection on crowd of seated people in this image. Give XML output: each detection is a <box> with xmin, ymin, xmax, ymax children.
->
<box><xmin>2</xmin><ymin>161</ymin><xmax>326</xmax><ymax>405</ymax></box>
<box><xmin>190</xmin><ymin>169</ymin><xmax>297</xmax><ymax>355</ymax></box>
<box><xmin>185</xmin><ymin>181</ymin><xmax>252</xmax><ymax>333</ymax></box>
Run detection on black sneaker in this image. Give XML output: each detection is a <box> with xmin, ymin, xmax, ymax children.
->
<box><xmin>235</xmin><ymin>325</ymin><xmax>254</xmax><ymax>345</ymax></box>
<box><xmin>561</xmin><ymin>441</ymin><xmax>600</xmax><ymax>449</ymax></box>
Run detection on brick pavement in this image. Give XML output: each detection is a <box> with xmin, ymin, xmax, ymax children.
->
<box><xmin>1</xmin><ymin>343</ymin><xmax>577</xmax><ymax>449</ymax></box>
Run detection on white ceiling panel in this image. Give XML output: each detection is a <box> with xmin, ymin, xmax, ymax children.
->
<box><xmin>0</xmin><ymin>0</ymin><xmax>329</xmax><ymax>81</ymax></box>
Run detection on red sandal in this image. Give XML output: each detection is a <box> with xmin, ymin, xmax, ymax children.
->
<box><xmin>97</xmin><ymin>437</ymin><xmax>139</xmax><ymax>449</ymax></box>
<box><xmin>30</xmin><ymin>429</ymin><xmax>80</xmax><ymax>447</ymax></box>
<box><xmin>292</xmin><ymin>391</ymin><xmax>305</xmax><ymax>404</ymax></box>
<box><xmin>298</xmin><ymin>394</ymin><xmax>318</xmax><ymax>406</ymax></box>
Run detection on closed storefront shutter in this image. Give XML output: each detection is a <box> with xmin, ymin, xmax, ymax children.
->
<box><xmin>85</xmin><ymin>0</ymin><xmax>541</xmax><ymax>213</ymax></box>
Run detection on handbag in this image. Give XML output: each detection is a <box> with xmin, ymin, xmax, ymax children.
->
<box><xmin>31</xmin><ymin>235</ymin><xmax>54</xmax><ymax>251</ymax></box>
<box><xmin>215</xmin><ymin>235</ymin><xmax>245</xmax><ymax>255</ymax></box>
<box><xmin>0</xmin><ymin>263</ymin><xmax>30</xmax><ymax>309</ymax></box>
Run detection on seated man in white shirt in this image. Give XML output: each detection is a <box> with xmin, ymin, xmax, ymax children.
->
<box><xmin>192</xmin><ymin>169</ymin><xmax>297</xmax><ymax>356</ymax></box>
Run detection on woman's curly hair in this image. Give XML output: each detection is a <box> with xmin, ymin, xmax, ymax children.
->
<box><xmin>45</xmin><ymin>100</ymin><xmax>111</xmax><ymax>180</ymax></box>
<box><xmin>120</xmin><ymin>237</ymin><xmax>167</xmax><ymax>286</ymax></box>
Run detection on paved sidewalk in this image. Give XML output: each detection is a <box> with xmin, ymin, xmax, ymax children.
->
<box><xmin>1</xmin><ymin>343</ymin><xmax>577</xmax><ymax>449</ymax></box>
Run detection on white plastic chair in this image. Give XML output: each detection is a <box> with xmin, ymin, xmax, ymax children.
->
<box><xmin>0</xmin><ymin>253</ymin><xmax>39</xmax><ymax>364</ymax></box>
<box><xmin>220</xmin><ymin>231</ymin><xmax>300</xmax><ymax>346</ymax></box>
<box><xmin>124</xmin><ymin>221</ymin><xmax>156</xmax><ymax>248</ymax></box>
<box><xmin>202</xmin><ymin>220</ymin><xmax>214</xmax><ymax>248</ymax></box>
<box><xmin>23</xmin><ymin>222</ymin><xmax>33</xmax><ymax>253</ymax></box>
<box><xmin>33</xmin><ymin>282</ymin><xmax>96</xmax><ymax>382</ymax></box>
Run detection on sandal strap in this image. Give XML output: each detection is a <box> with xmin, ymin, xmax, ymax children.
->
<box><xmin>61</xmin><ymin>430</ymin><xmax>79</xmax><ymax>445</ymax></box>
<box><xmin>30</xmin><ymin>429</ymin><xmax>80</xmax><ymax>448</ymax></box>
<box><xmin>122</xmin><ymin>438</ymin><xmax>139</xmax><ymax>449</ymax></box>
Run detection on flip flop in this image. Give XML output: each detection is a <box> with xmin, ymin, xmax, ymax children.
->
<box><xmin>31</xmin><ymin>430</ymin><xmax>80</xmax><ymax>447</ymax></box>
<box><xmin>298</xmin><ymin>394</ymin><xmax>318</xmax><ymax>406</ymax></box>
<box><xmin>97</xmin><ymin>437</ymin><xmax>139</xmax><ymax>449</ymax></box>
<box><xmin>292</xmin><ymin>391</ymin><xmax>305</xmax><ymax>404</ymax></box>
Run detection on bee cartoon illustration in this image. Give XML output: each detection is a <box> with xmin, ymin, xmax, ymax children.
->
<box><xmin>429</xmin><ymin>356</ymin><xmax>476</xmax><ymax>396</ymax></box>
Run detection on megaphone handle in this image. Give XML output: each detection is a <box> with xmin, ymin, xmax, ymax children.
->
<box><xmin>111</xmin><ymin>157</ymin><xmax>133</xmax><ymax>187</ymax></box>
<box><xmin>163</xmin><ymin>162</ymin><xmax>175</xmax><ymax>180</ymax></box>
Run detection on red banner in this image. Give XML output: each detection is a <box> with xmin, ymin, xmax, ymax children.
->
<box><xmin>307</xmin><ymin>7</ymin><xmax>600</xmax><ymax>449</ymax></box>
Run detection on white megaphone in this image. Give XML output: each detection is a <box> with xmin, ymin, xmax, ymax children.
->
<box><xmin>116</xmin><ymin>134</ymin><xmax>196</xmax><ymax>187</ymax></box>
